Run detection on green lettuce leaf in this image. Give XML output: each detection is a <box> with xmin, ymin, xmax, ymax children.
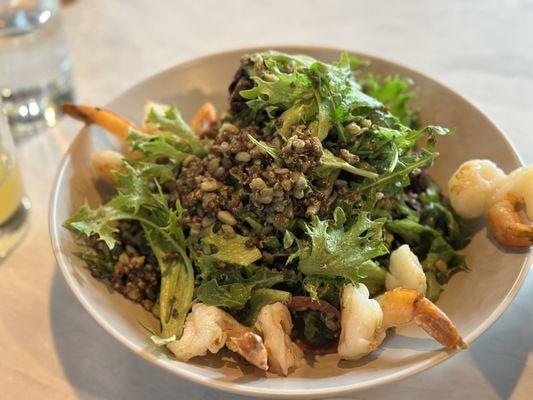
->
<box><xmin>299</xmin><ymin>213</ymin><xmax>388</xmax><ymax>282</ymax></box>
<box><xmin>202</xmin><ymin>230</ymin><xmax>262</xmax><ymax>266</ymax></box>
<box><xmin>196</xmin><ymin>280</ymin><xmax>251</xmax><ymax>309</ymax></box>
<box><xmin>127</xmin><ymin>129</ymin><xmax>193</xmax><ymax>163</ymax></box>
<box><xmin>362</xmin><ymin>74</ymin><xmax>418</xmax><ymax>127</ymax></box>
<box><xmin>196</xmin><ymin>268</ymin><xmax>287</xmax><ymax>310</ymax></box>
<box><xmin>144</xmin><ymin>102</ymin><xmax>210</xmax><ymax>156</ymax></box>
<box><xmin>64</xmin><ymin>165</ymin><xmax>193</xmax><ymax>339</ymax></box>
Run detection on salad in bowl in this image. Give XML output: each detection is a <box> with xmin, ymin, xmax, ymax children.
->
<box><xmin>60</xmin><ymin>50</ymin><xmax>532</xmax><ymax>377</ymax></box>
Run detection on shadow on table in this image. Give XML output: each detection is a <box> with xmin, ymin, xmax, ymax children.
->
<box><xmin>468</xmin><ymin>274</ymin><xmax>533</xmax><ymax>399</ymax></box>
<box><xmin>49</xmin><ymin>267</ymin><xmax>253</xmax><ymax>400</ymax></box>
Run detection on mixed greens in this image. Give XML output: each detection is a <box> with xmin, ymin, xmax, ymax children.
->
<box><xmin>64</xmin><ymin>51</ymin><xmax>469</xmax><ymax>349</ymax></box>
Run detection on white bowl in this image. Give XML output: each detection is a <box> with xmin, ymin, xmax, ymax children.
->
<box><xmin>49</xmin><ymin>46</ymin><xmax>532</xmax><ymax>399</ymax></box>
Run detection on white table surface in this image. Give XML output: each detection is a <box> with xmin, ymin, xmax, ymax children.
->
<box><xmin>1</xmin><ymin>0</ymin><xmax>532</xmax><ymax>399</ymax></box>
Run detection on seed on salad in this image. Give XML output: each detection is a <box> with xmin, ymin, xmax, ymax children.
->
<box><xmin>281</xmin><ymin>179</ymin><xmax>293</xmax><ymax>191</ymax></box>
<box><xmin>294</xmin><ymin>189</ymin><xmax>305</xmax><ymax>199</ymax></box>
<box><xmin>250</xmin><ymin>177</ymin><xmax>267</xmax><ymax>190</ymax></box>
<box><xmin>340</xmin><ymin>148</ymin><xmax>360</xmax><ymax>164</ymax></box>
<box><xmin>220</xmin><ymin>122</ymin><xmax>239</xmax><ymax>134</ymax></box>
<box><xmin>200</xmin><ymin>179</ymin><xmax>221</xmax><ymax>192</ymax></box>
<box><xmin>214</xmin><ymin>166</ymin><xmax>226</xmax><ymax>179</ymax></box>
<box><xmin>217</xmin><ymin>210</ymin><xmax>237</xmax><ymax>226</ymax></box>
<box><xmin>219</xmin><ymin>141</ymin><xmax>230</xmax><ymax>152</ymax></box>
<box><xmin>260</xmin><ymin>187</ymin><xmax>274</xmax><ymax>197</ymax></box>
<box><xmin>206</xmin><ymin>157</ymin><xmax>220</xmax><ymax>172</ymax></box>
<box><xmin>189</xmin><ymin>223</ymin><xmax>201</xmax><ymax>236</ymax></box>
<box><xmin>346</xmin><ymin>122</ymin><xmax>361</xmax><ymax>134</ymax></box>
<box><xmin>183</xmin><ymin>155</ymin><xmax>197</xmax><ymax>166</ymax></box>
<box><xmin>435</xmin><ymin>259</ymin><xmax>448</xmax><ymax>273</ymax></box>
<box><xmin>294</xmin><ymin>174</ymin><xmax>308</xmax><ymax>190</ymax></box>
<box><xmin>303</xmin><ymin>92</ymin><xmax>314</xmax><ymax>100</ymax></box>
<box><xmin>221</xmin><ymin>224</ymin><xmax>236</xmax><ymax>237</ymax></box>
<box><xmin>273</xmin><ymin>202</ymin><xmax>286</xmax><ymax>212</ymax></box>
<box><xmin>335</xmin><ymin>179</ymin><xmax>348</xmax><ymax>188</ymax></box>
<box><xmin>251</xmin><ymin>53</ymin><xmax>263</xmax><ymax>66</ymax></box>
<box><xmin>306</xmin><ymin>204</ymin><xmax>320</xmax><ymax>216</ymax></box>
<box><xmin>291</xmin><ymin>138</ymin><xmax>306</xmax><ymax>150</ymax></box>
<box><xmin>235</xmin><ymin>151</ymin><xmax>251</xmax><ymax>162</ymax></box>
<box><xmin>258</xmin><ymin>194</ymin><xmax>273</xmax><ymax>204</ymax></box>
<box><xmin>376</xmin><ymin>191</ymin><xmax>384</xmax><ymax>200</ymax></box>
<box><xmin>361</xmin><ymin>119</ymin><xmax>372</xmax><ymax>128</ymax></box>
<box><xmin>262</xmin><ymin>251</ymin><xmax>274</xmax><ymax>264</ymax></box>
<box><xmin>263</xmin><ymin>73</ymin><xmax>279</xmax><ymax>82</ymax></box>
<box><xmin>201</xmin><ymin>216</ymin><xmax>216</xmax><ymax>227</ymax></box>
<box><xmin>287</xmin><ymin>60</ymin><xmax>296</xmax><ymax>71</ymax></box>
<box><xmin>274</xmin><ymin>167</ymin><xmax>290</xmax><ymax>175</ymax></box>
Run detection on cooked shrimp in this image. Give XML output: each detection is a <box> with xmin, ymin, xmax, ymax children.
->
<box><xmin>190</xmin><ymin>102</ymin><xmax>217</xmax><ymax>136</ymax></box>
<box><xmin>255</xmin><ymin>302</ymin><xmax>304</xmax><ymax>376</ymax></box>
<box><xmin>167</xmin><ymin>303</ymin><xmax>268</xmax><ymax>371</ymax></box>
<box><xmin>338</xmin><ymin>286</ymin><xmax>465</xmax><ymax>361</ymax></box>
<box><xmin>490</xmin><ymin>165</ymin><xmax>533</xmax><ymax>220</ymax></box>
<box><xmin>487</xmin><ymin>194</ymin><xmax>533</xmax><ymax>247</ymax></box>
<box><xmin>61</xmin><ymin>103</ymin><xmax>137</xmax><ymax>140</ymax></box>
<box><xmin>337</xmin><ymin>284</ymin><xmax>384</xmax><ymax>360</ymax></box>
<box><xmin>449</xmin><ymin>161</ymin><xmax>533</xmax><ymax>247</ymax></box>
<box><xmin>91</xmin><ymin>150</ymin><xmax>124</xmax><ymax>185</ymax></box>
<box><xmin>448</xmin><ymin>159</ymin><xmax>506</xmax><ymax>219</ymax></box>
<box><xmin>385</xmin><ymin>244</ymin><xmax>427</xmax><ymax>295</ymax></box>
<box><xmin>376</xmin><ymin>288</ymin><xmax>466</xmax><ymax>349</ymax></box>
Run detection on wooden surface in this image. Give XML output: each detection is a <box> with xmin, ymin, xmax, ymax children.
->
<box><xmin>1</xmin><ymin>1</ymin><xmax>532</xmax><ymax>399</ymax></box>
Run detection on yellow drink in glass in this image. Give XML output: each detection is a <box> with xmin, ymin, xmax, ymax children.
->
<box><xmin>0</xmin><ymin>103</ymin><xmax>30</xmax><ymax>259</ymax></box>
<box><xmin>0</xmin><ymin>152</ymin><xmax>23</xmax><ymax>225</ymax></box>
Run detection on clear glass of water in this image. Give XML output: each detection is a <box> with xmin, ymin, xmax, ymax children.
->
<box><xmin>0</xmin><ymin>0</ymin><xmax>74</xmax><ymax>138</ymax></box>
<box><xmin>0</xmin><ymin>100</ymin><xmax>30</xmax><ymax>259</ymax></box>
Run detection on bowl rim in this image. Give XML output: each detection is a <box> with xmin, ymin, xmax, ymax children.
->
<box><xmin>49</xmin><ymin>45</ymin><xmax>532</xmax><ymax>399</ymax></box>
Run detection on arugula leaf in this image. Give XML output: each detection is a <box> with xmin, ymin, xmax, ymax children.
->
<box><xmin>315</xmin><ymin>149</ymin><xmax>378</xmax><ymax>179</ymax></box>
<box><xmin>357</xmin><ymin>150</ymin><xmax>436</xmax><ymax>193</ymax></box>
<box><xmin>202</xmin><ymin>230</ymin><xmax>262</xmax><ymax>266</ymax></box>
<box><xmin>247</xmin><ymin>134</ymin><xmax>280</xmax><ymax>162</ymax></box>
<box><xmin>387</xmin><ymin>218</ymin><xmax>439</xmax><ymax>247</ymax></box>
<box><xmin>299</xmin><ymin>213</ymin><xmax>388</xmax><ymax>282</ymax></box>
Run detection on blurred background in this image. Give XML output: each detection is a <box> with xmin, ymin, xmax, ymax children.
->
<box><xmin>0</xmin><ymin>1</ymin><xmax>532</xmax><ymax>399</ymax></box>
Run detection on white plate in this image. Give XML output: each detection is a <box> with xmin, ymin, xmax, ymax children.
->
<box><xmin>49</xmin><ymin>46</ymin><xmax>532</xmax><ymax>399</ymax></box>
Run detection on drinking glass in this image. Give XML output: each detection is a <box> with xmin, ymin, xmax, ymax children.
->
<box><xmin>0</xmin><ymin>0</ymin><xmax>74</xmax><ymax>138</ymax></box>
<box><xmin>0</xmin><ymin>102</ymin><xmax>29</xmax><ymax>259</ymax></box>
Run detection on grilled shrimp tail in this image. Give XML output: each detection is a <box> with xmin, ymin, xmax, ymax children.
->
<box><xmin>377</xmin><ymin>288</ymin><xmax>466</xmax><ymax>350</ymax></box>
<box><xmin>488</xmin><ymin>194</ymin><xmax>533</xmax><ymax>247</ymax></box>
<box><xmin>414</xmin><ymin>297</ymin><xmax>467</xmax><ymax>349</ymax></box>
<box><xmin>61</xmin><ymin>103</ymin><xmax>135</xmax><ymax>139</ymax></box>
